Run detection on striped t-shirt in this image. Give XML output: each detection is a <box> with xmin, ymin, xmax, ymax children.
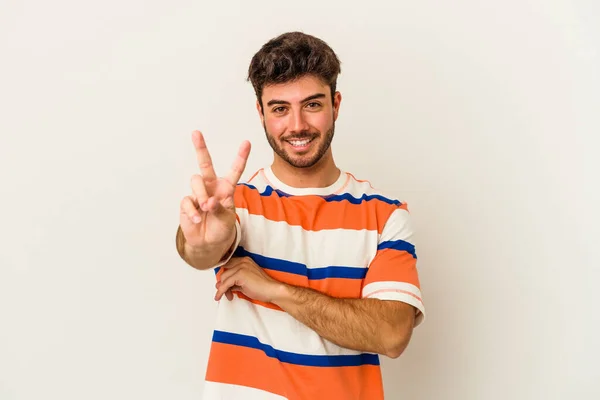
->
<box><xmin>202</xmin><ymin>166</ymin><xmax>425</xmax><ymax>400</ymax></box>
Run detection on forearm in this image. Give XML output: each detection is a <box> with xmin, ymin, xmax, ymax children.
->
<box><xmin>272</xmin><ymin>284</ymin><xmax>414</xmax><ymax>358</ymax></box>
<box><xmin>175</xmin><ymin>226</ymin><xmax>236</xmax><ymax>270</ymax></box>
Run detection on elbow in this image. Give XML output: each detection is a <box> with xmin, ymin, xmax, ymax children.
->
<box><xmin>383</xmin><ymin>333</ymin><xmax>411</xmax><ymax>359</ymax></box>
<box><xmin>380</xmin><ymin>303</ymin><xmax>418</xmax><ymax>358</ymax></box>
<box><xmin>381</xmin><ymin>319</ymin><xmax>414</xmax><ymax>359</ymax></box>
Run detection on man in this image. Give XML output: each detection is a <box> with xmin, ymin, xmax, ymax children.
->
<box><xmin>176</xmin><ymin>31</ymin><xmax>425</xmax><ymax>400</ymax></box>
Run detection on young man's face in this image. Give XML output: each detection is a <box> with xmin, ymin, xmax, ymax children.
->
<box><xmin>258</xmin><ymin>74</ymin><xmax>341</xmax><ymax>169</ymax></box>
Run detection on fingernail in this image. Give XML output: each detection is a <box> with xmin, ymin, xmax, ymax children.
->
<box><xmin>193</xmin><ymin>215</ymin><xmax>201</xmax><ymax>223</ymax></box>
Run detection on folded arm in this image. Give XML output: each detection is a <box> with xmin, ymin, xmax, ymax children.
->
<box><xmin>273</xmin><ymin>284</ymin><xmax>416</xmax><ymax>358</ymax></box>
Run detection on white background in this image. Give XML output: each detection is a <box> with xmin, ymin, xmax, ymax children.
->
<box><xmin>1</xmin><ymin>0</ymin><xmax>599</xmax><ymax>399</ymax></box>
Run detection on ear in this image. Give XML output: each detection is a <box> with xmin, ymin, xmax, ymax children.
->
<box><xmin>256</xmin><ymin>100</ymin><xmax>265</xmax><ymax>125</ymax></box>
<box><xmin>333</xmin><ymin>91</ymin><xmax>342</xmax><ymax>121</ymax></box>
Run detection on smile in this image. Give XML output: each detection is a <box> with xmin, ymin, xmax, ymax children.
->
<box><xmin>287</xmin><ymin>138</ymin><xmax>314</xmax><ymax>147</ymax></box>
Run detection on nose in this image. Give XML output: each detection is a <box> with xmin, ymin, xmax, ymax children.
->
<box><xmin>289</xmin><ymin>109</ymin><xmax>310</xmax><ymax>134</ymax></box>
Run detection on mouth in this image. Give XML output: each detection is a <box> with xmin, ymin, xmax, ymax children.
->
<box><xmin>284</xmin><ymin>137</ymin><xmax>315</xmax><ymax>152</ymax></box>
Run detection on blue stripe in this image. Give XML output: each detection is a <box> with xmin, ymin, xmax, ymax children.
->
<box><xmin>239</xmin><ymin>183</ymin><xmax>292</xmax><ymax>198</ymax></box>
<box><xmin>238</xmin><ymin>183</ymin><xmax>401</xmax><ymax>205</ymax></box>
<box><xmin>323</xmin><ymin>192</ymin><xmax>402</xmax><ymax>206</ymax></box>
<box><xmin>213</xmin><ymin>243</ymin><xmax>414</xmax><ymax>276</ymax></box>
<box><xmin>212</xmin><ymin>330</ymin><xmax>379</xmax><ymax>367</ymax></box>
<box><xmin>377</xmin><ymin>240</ymin><xmax>417</xmax><ymax>259</ymax></box>
<box><xmin>217</xmin><ymin>247</ymin><xmax>367</xmax><ymax>280</ymax></box>
<box><xmin>306</xmin><ymin>266</ymin><xmax>367</xmax><ymax>280</ymax></box>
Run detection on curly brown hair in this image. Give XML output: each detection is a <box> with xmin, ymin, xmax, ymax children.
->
<box><xmin>247</xmin><ymin>31</ymin><xmax>342</xmax><ymax>109</ymax></box>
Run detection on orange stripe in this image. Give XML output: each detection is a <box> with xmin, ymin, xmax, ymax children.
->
<box><xmin>234</xmin><ymin>185</ymin><xmax>405</xmax><ymax>233</ymax></box>
<box><xmin>363</xmin><ymin>248</ymin><xmax>420</xmax><ymax>288</ymax></box>
<box><xmin>267</xmin><ymin>269</ymin><xmax>363</xmax><ymax>298</ymax></box>
<box><xmin>206</xmin><ymin>342</ymin><xmax>384</xmax><ymax>400</ymax></box>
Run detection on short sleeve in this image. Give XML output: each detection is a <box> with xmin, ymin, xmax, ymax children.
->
<box><xmin>361</xmin><ymin>205</ymin><xmax>425</xmax><ymax>326</ymax></box>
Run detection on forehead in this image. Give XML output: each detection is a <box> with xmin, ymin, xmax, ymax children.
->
<box><xmin>262</xmin><ymin>75</ymin><xmax>330</xmax><ymax>103</ymax></box>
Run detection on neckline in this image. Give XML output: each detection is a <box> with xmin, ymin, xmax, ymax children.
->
<box><xmin>262</xmin><ymin>166</ymin><xmax>349</xmax><ymax>196</ymax></box>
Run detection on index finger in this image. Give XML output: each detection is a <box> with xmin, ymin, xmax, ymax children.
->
<box><xmin>225</xmin><ymin>140</ymin><xmax>251</xmax><ymax>186</ymax></box>
<box><xmin>192</xmin><ymin>131</ymin><xmax>217</xmax><ymax>181</ymax></box>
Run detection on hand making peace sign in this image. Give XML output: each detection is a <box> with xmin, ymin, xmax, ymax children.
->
<box><xmin>179</xmin><ymin>131</ymin><xmax>251</xmax><ymax>251</ymax></box>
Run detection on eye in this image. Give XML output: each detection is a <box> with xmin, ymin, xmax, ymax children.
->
<box><xmin>306</xmin><ymin>102</ymin><xmax>322</xmax><ymax>109</ymax></box>
<box><xmin>272</xmin><ymin>106</ymin><xmax>287</xmax><ymax>114</ymax></box>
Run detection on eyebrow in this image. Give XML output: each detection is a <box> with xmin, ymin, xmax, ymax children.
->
<box><xmin>266</xmin><ymin>93</ymin><xmax>326</xmax><ymax>107</ymax></box>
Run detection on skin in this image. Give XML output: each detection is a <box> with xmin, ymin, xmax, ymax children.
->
<box><xmin>257</xmin><ymin>75</ymin><xmax>342</xmax><ymax>189</ymax></box>
<box><xmin>177</xmin><ymin>132</ymin><xmax>250</xmax><ymax>269</ymax></box>
<box><xmin>179</xmin><ymin>74</ymin><xmax>417</xmax><ymax>358</ymax></box>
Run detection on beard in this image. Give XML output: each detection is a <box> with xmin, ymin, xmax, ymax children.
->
<box><xmin>264</xmin><ymin>122</ymin><xmax>335</xmax><ymax>169</ymax></box>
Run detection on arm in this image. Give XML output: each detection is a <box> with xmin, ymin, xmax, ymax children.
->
<box><xmin>214</xmin><ymin>203</ymin><xmax>425</xmax><ymax>356</ymax></box>
<box><xmin>214</xmin><ymin>251</ymin><xmax>422</xmax><ymax>358</ymax></box>
<box><xmin>272</xmin><ymin>284</ymin><xmax>416</xmax><ymax>358</ymax></box>
<box><xmin>273</xmin><ymin>204</ymin><xmax>425</xmax><ymax>357</ymax></box>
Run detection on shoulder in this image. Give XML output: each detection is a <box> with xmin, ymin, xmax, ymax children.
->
<box><xmin>343</xmin><ymin>171</ymin><xmax>413</xmax><ymax>234</ymax></box>
<box><xmin>343</xmin><ymin>171</ymin><xmax>408</xmax><ymax>210</ymax></box>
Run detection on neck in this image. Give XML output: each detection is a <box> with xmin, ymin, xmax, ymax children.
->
<box><xmin>271</xmin><ymin>151</ymin><xmax>340</xmax><ymax>189</ymax></box>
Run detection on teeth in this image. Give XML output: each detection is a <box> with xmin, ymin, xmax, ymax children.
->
<box><xmin>290</xmin><ymin>139</ymin><xmax>310</xmax><ymax>146</ymax></box>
